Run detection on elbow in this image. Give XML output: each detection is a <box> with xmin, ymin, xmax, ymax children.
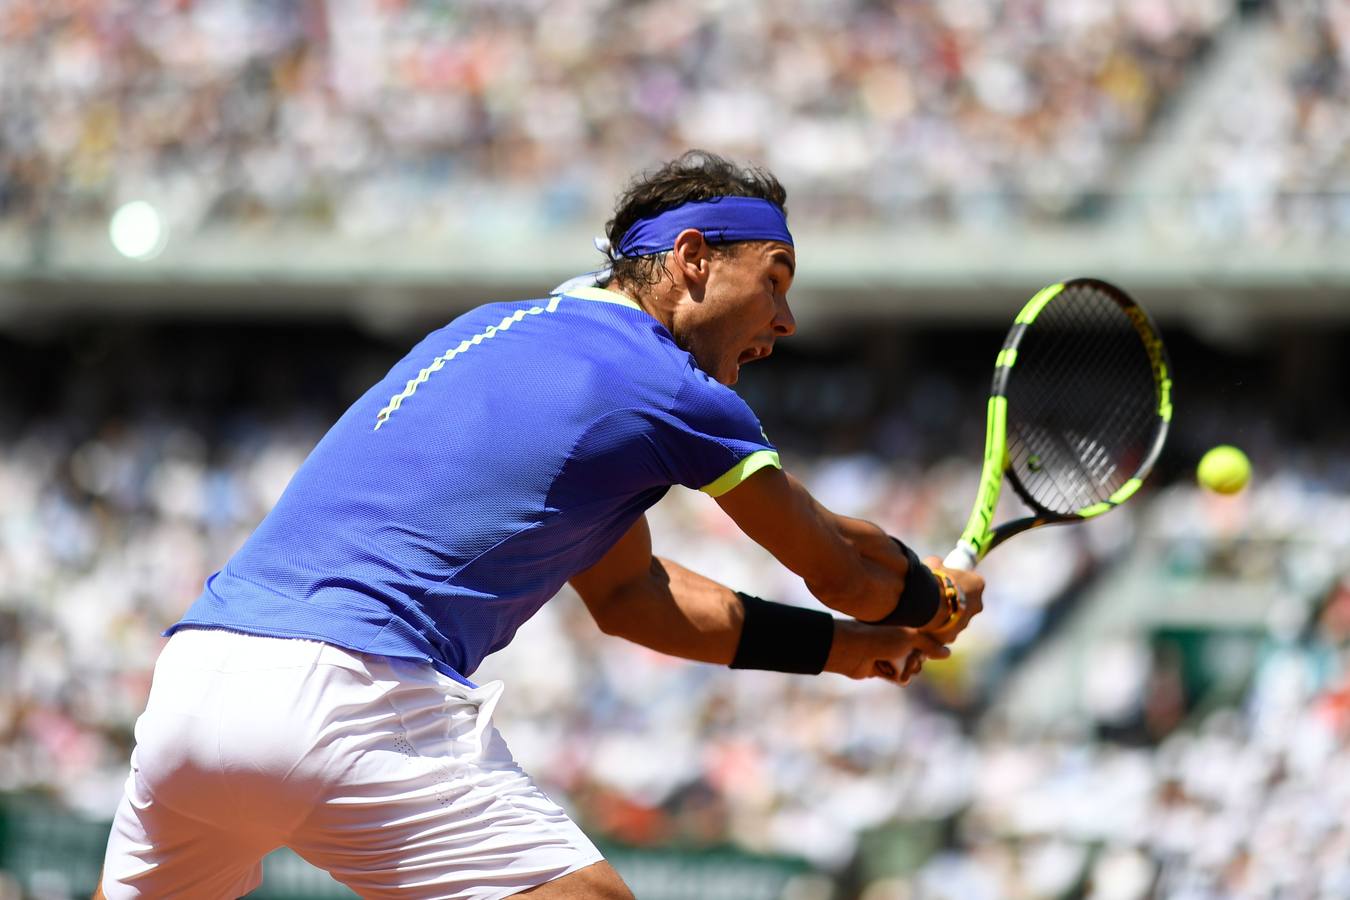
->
<box><xmin>583</xmin><ymin>589</ymin><xmax>633</xmax><ymax>639</ymax></box>
<box><xmin>592</xmin><ymin>612</ymin><xmax>627</xmax><ymax>638</ymax></box>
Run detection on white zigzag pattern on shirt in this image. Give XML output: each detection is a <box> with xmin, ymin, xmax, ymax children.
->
<box><xmin>373</xmin><ymin>295</ymin><xmax>562</xmax><ymax>430</ymax></box>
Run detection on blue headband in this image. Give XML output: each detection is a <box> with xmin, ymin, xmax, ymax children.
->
<box><xmin>615</xmin><ymin>197</ymin><xmax>793</xmax><ymax>258</ymax></box>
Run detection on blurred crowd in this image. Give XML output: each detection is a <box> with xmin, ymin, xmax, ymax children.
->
<box><xmin>0</xmin><ymin>413</ymin><xmax>319</xmax><ymax>816</ymax></box>
<box><xmin>894</xmin><ymin>638</ymin><xmax>1350</xmax><ymax>900</ymax></box>
<box><xmin>0</xmin><ymin>0</ymin><xmax>1240</xmax><ymax>241</ymax></box>
<box><xmin>4</xmin><ymin>331</ymin><xmax>1350</xmax><ymax>899</ymax></box>
<box><xmin>1176</xmin><ymin>0</ymin><xmax>1350</xmax><ymax>241</ymax></box>
<box><xmin>884</xmin><ymin>484</ymin><xmax>1350</xmax><ymax>899</ymax></box>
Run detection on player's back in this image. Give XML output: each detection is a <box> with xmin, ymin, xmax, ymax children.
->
<box><xmin>171</xmin><ymin>289</ymin><xmax>770</xmax><ymax>682</ymax></box>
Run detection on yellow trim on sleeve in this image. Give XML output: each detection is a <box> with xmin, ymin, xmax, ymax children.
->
<box><xmin>699</xmin><ymin>450</ymin><xmax>782</xmax><ymax>497</ymax></box>
<box><xmin>565</xmin><ymin>286</ymin><xmax>643</xmax><ymax>311</ymax></box>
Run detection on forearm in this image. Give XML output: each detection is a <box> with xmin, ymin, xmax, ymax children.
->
<box><xmin>791</xmin><ymin>489</ymin><xmax>945</xmax><ymax>627</ymax></box>
<box><xmin>717</xmin><ymin>470</ymin><xmax>904</xmax><ymax>619</ymax></box>
<box><xmin>755</xmin><ymin>473</ymin><xmax>867</xmax><ymax>607</ymax></box>
<box><xmin>829</xmin><ymin>512</ymin><xmax>951</xmax><ymax>631</ymax></box>
<box><xmin>586</xmin><ymin>553</ymin><xmax>951</xmax><ymax>684</ymax></box>
<box><xmin>830</xmin><ymin>511</ymin><xmax>898</xmax><ymax>563</ymax></box>
<box><xmin>588</xmin><ymin>556</ymin><xmax>746</xmax><ymax>664</ymax></box>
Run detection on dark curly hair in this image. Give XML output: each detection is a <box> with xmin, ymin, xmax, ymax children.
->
<box><xmin>602</xmin><ymin>150</ymin><xmax>788</xmax><ymax>293</ymax></box>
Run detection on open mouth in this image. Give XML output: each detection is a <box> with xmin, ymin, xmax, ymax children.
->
<box><xmin>738</xmin><ymin>346</ymin><xmax>770</xmax><ymax>366</ymax></box>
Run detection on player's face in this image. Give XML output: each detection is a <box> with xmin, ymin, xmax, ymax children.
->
<box><xmin>677</xmin><ymin>241</ymin><xmax>797</xmax><ymax>385</ymax></box>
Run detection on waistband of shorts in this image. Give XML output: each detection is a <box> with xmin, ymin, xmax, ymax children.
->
<box><xmin>166</xmin><ymin>626</ymin><xmax>486</xmax><ymax>697</ymax></box>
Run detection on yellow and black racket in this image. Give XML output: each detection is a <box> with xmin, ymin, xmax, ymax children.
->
<box><xmin>942</xmin><ymin>277</ymin><xmax>1172</xmax><ymax>574</ymax></box>
<box><xmin>882</xmin><ymin>277</ymin><xmax>1172</xmax><ymax>683</ymax></box>
<box><xmin>887</xmin><ymin>278</ymin><xmax>1172</xmax><ymax>682</ymax></box>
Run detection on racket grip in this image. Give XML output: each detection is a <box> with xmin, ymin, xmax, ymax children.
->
<box><xmin>884</xmin><ymin>545</ymin><xmax>975</xmax><ymax>684</ymax></box>
<box><xmin>875</xmin><ymin>659</ymin><xmax>920</xmax><ymax>682</ymax></box>
<box><xmin>942</xmin><ymin>543</ymin><xmax>978</xmax><ymax>571</ymax></box>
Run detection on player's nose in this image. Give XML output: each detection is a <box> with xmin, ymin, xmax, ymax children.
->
<box><xmin>772</xmin><ymin>298</ymin><xmax>796</xmax><ymax>337</ymax></box>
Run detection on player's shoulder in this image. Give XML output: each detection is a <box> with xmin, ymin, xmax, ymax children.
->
<box><xmin>449</xmin><ymin>290</ymin><xmax>644</xmax><ymax>336</ymax></box>
<box><xmin>547</xmin><ymin>287</ymin><xmax>695</xmax><ymax>377</ymax></box>
<box><xmin>669</xmin><ymin>357</ymin><xmax>761</xmax><ymax>431</ymax></box>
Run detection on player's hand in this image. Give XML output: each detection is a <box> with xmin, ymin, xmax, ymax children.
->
<box><xmin>919</xmin><ymin>556</ymin><xmax>984</xmax><ymax>645</ymax></box>
<box><xmin>824</xmin><ymin>619</ymin><xmax>950</xmax><ymax>686</ymax></box>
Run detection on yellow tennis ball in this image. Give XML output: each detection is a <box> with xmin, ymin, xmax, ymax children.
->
<box><xmin>1197</xmin><ymin>445</ymin><xmax>1251</xmax><ymax>495</ymax></box>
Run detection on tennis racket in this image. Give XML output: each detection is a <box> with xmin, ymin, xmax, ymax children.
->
<box><xmin>942</xmin><ymin>276</ymin><xmax>1172</xmax><ymax>573</ymax></box>
<box><xmin>888</xmin><ymin>277</ymin><xmax>1172</xmax><ymax>681</ymax></box>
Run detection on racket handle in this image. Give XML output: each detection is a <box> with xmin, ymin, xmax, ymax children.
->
<box><xmin>942</xmin><ymin>543</ymin><xmax>978</xmax><ymax>571</ymax></box>
<box><xmin>875</xmin><ymin>658</ymin><xmax>920</xmax><ymax>682</ymax></box>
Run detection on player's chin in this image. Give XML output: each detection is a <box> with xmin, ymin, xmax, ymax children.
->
<box><xmin>718</xmin><ymin>355</ymin><xmax>745</xmax><ymax>385</ymax></box>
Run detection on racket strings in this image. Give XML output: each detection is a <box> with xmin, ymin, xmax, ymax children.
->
<box><xmin>1004</xmin><ymin>284</ymin><xmax>1161</xmax><ymax>516</ymax></box>
<box><xmin>1016</xmin><ymin>295</ymin><xmax>1156</xmax><ymax>507</ymax></box>
<box><xmin>1065</xmin><ymin>314</ymin><xmax>1157</xmax><ymax>472</ymax></box>
<box><xmin>1018</xmin><ymin>335</ymin><xmax>1154</xmax><ymax>507</ymax></box>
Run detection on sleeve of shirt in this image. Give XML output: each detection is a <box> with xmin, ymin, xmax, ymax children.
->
<box><xmin>645</xmin><ymin>365</ymin><xmax>781</xmax><ymax>497</ymax></box>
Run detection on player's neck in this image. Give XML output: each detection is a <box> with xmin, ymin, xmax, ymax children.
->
<box><xmin>622</xmin><ymin>282</ymin><xmax>678</xmax><ymax>334</ymax></box>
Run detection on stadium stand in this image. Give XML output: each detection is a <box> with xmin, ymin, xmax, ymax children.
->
<box><xmin>0</xmin><ymin>0</ymin><xmax>1236</xmax><ymax>233</ymax></box>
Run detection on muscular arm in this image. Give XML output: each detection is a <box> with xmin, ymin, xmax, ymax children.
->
<box><xmin>570</xmin><ymin>513</ymin><xmax>950</xmax><ymax>681</ymax></box>
<box><xmin>714</xmin><ymin>466</ymin><xmax>937</xmax><ymax>622</ymax></box>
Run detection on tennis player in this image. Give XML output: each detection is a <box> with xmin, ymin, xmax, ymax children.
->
<box><xmin>99</xmin><ymin>151</ymin><xmax>984</xmax><ymax>899</ymax></box>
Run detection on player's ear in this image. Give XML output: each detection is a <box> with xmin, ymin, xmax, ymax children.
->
<box><xmin>670</xmin><ymin>228</ymin><xmax>711</xmax><ymax>288</ymax></box>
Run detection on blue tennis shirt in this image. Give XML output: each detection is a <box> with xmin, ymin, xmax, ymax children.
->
<box><xmin>169</xmin><ymin>287</ymin><xmax>780</xmax><ymax>685</ymax></box>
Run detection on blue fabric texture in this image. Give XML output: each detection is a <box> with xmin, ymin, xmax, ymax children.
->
<box><xmin>168</xmin><ymin>290</ymin><xmax>777</xmax><ymax>685</ymax></box>
<box><xmin>615</xmin><ymin>197</ymin><xmax>793</xmax><ymax>258</ymax></box>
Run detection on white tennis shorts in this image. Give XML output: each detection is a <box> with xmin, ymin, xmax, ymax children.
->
<box><xmin>101</xmin><ymin>628</ymin><xmax>603</xmax><ymax>899</ymax></box>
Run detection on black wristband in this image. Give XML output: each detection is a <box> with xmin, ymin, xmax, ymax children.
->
<box><xmin>729</xmin><ymin>592</ymin><xmax>835</xmax><ymax>675</ymax></box>
<box><xmin>863</xmin><ymin>538</ymin><xmax>941</xmax><ymax>628</ymax></box>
